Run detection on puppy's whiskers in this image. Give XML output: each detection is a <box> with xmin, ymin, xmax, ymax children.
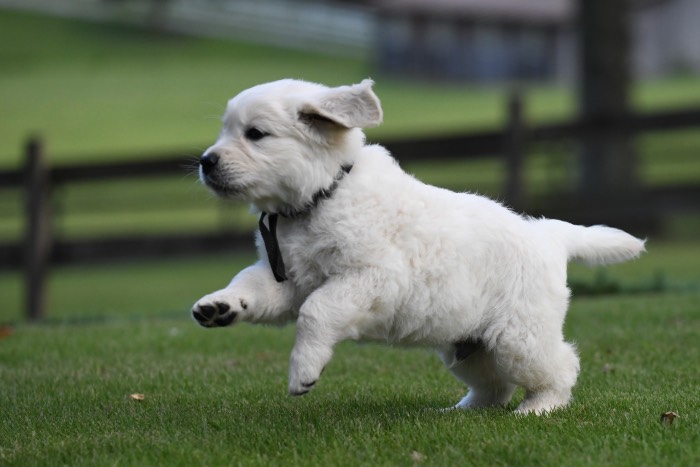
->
<box><xmin>179</xmin><ymin>154</ymin><xmax>202</xmax><ymax>177</ymax></box>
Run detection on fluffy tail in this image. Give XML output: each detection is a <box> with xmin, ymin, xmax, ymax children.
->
<box><xmin>536</xmin><ymin>219</ymin><xmax>646</xmax><ymax>266</ymax></box>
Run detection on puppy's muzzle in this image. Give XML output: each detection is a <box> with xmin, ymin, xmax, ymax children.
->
<box><xmin>200</xmin><ymin>152</ymin><xmax>219</xmax><ymax>175</ymax></box>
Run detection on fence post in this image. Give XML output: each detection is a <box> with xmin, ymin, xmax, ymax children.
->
<box><xmin>504</xmin><ymin>90</ymin><xmax>526</xmax><ymax>211</ymax></box>
<box><xmin>24</xmin><ymin>137</ymin><xmax>51</xmax><ymax>321</ymax></box>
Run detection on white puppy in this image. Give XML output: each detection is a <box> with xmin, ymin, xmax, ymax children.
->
<box><xmin>192</xmin><ymin>79</ymin><xmax>645</xmax><ymax>414</ymax></box>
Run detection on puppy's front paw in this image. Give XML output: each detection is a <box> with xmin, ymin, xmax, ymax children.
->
<box><xmin>288</xmin><ymin>355</ymin><xmax>325</xmax><ymax>396</ymax></box>
<box><xmin>191</xmin><ymin>296</ymin><xmax>247</xmax><ymax>328</ymax></box>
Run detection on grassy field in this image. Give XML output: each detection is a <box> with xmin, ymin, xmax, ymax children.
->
<box><xmin>1</xmin><ymin>260</ymin><xmax>699</xmax><ymax>465</ymax></box>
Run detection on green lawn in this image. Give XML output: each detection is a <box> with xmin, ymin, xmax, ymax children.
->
<box><xmin>1</xmin><ymin>277</ymin><xmax>699</xmax><ymax>465</ymax></box>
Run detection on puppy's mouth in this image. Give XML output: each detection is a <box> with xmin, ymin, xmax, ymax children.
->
<box><xmin>201</xmin><ymin>175</ymin><xmax>241</xmax><ymax>198</ymax></box>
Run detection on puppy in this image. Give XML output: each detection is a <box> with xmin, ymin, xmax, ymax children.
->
<box><xmin>192</xmin><ymin>79</ymin><xmax>645</xmax><ymax>414</ymax></box>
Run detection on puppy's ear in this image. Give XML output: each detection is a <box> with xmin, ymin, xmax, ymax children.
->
<box><xmin>299</xmin><ymin>79</ymin><xmax>383</xmax><ymax>129</ymax></box>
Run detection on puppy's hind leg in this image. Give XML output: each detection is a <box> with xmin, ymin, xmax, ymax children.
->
<box><xmin>440</xmin><ymin>344</ymin><xmax>516</xmax><ymax>410</ymax></box>
<box><xmin>511</xmin><ymin>340</ymin><xmax>580</xmax><ymax>415</ymax></box>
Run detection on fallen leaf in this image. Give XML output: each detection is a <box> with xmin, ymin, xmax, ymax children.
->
<box><xmin>0</xmin><ymin>326</ymin><xmax>14</xmax><ymax>339</ymax></box>
<box><xmin>660</xmin><ymin>411</ymin><xmax>679</xmax><ymax>425</ymax></box>
<box><xmin>130</xmin><ymin>393</ymin><xmax>145</xmax><ymax>401</ymax></box>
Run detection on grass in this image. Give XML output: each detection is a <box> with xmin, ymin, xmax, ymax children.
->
<box><xmin>0</xmin><ymin>252</ymin><xmax>255</xmax><ymax>323</ymax></box>
<box><xmin>1</xmin><ymin>287</ymin><xmax>699</xmax><ymax>465</ymax></box>
<box><xmin>0</xmin><ymin>241</ymin><xmax>698</xmax><ymax>462</ymax></box>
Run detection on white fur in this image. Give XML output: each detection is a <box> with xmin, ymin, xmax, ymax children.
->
<box><xmin>192</xmin><ymin>79</ymin><xmax>646</xmax><ymax>414</ymax></box>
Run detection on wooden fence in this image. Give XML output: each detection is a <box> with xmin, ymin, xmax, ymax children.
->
<box><xmin>2</xmin><ymin>96</ymin><xmax>700</xmax><ymax>320</ymax></box>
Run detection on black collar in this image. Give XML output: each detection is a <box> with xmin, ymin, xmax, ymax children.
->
<box><xmin>278</xmin><ymin>164</ymin><xmax>353</xmax><ymax>219</ymax></box>
<box><xmin>259</xmin><ymin>164</ymin><xmax>352</xmax><ymax>282</ymax></box>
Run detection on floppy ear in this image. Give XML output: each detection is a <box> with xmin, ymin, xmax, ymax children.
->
<box><xmin>299</xmin><ymin>79</ymin><xmax>383</xmax><ymax>129</ymax></box>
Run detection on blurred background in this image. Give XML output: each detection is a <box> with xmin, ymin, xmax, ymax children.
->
<box><xmin>1</xmin><ymin>0</ymin><xmax>699</xmax><ymax>323</ymax></box>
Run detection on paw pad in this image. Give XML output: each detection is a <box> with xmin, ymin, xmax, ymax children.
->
<box><xmin>192</xmin><ymin>301</ymin><xmax>237</xmax><ymax>328</ymax></box>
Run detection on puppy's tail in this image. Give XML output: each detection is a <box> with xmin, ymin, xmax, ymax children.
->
<box><xmin>537</xmin><ymin>219</ymin><xmax>646</xmax><ymax>266</ymax></box>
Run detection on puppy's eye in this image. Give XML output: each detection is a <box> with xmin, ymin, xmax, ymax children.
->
<box><xmin>245</xmin><ymin>127</ymin><xmax>269</xmax><ymax>142</ymax></box>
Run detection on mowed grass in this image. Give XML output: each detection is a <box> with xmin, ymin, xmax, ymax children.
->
<box><xmin>1</xmin><ymin>242</ymin><xmax>699</xmax><ymax>464</ymax></box>
<box><xmin>1</xmin><ymin>289</ymin><xmax>699</xmax><ymax>464</ymax></box>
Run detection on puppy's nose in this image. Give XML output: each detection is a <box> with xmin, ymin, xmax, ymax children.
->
<box><xmin>200</xmin><ymin>152</ymin><xmax>220</xmax><ymax>175</ymax></box>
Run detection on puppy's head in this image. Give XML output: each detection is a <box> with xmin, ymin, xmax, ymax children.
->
<box><xmin>200</xmin><ymin>79</ymin><xmax>383</xmax><ymax>214</ymax></box>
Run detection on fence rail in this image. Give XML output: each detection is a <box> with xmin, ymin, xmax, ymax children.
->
<box><xmin>2</xmin><ymin>106</ymin><xmax>699</xmax><ymax>186</ymax></box>
<box><xmin>2</xmin><ymin>99</ymin><xmax>700</xmax><ymax>319</ymax></box>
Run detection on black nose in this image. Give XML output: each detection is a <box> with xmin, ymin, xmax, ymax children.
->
<box><xmin>200</xmin><ymin>152</ymin><xmax>219</xmax><ymax>175</ymax></box>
